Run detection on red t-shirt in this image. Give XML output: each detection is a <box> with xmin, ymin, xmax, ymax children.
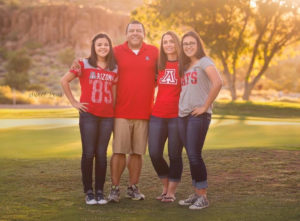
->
<box><xmin>114</xmin><ymin>42</ymin><xmax>159</xmax><ymax>119</ymax></box>
<box><xmin>69</xmin><ymin>58</ymin><xmax>118</xmax><ymax>117</ymax></box>
<box><xmin>152</xmin><ymin>61</ymin><xmax>181</xmax><ymax>118</ymax></box>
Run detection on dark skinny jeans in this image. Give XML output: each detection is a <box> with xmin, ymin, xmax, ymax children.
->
<box><xmin>79</xmin><ymin>111</ymin><xmax>113</xmax><ymax>193</ymax></box>
<box><xmin>148</xmin><ymin>115</ymin><xmax>183</xmax><ymax>182</ymax></box>
<box><xmin>178</xmin><ymin>113</ymin><xmax>211</xmax><ymax>189</ymax></box>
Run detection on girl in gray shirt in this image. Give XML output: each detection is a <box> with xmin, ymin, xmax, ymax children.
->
<box><xmin>178</xmin><ymin>31</ymin><xmax>222</xmax><ymax>210</ymax></box>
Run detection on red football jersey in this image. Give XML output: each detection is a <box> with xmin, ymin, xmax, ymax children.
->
<box><xmin>152</xmin><ymin>61</ymin><xmax>181</xmax><ymax>118</ymax></box>
<box><xmin>69</xmin><ymin>58</ymin><xmax>118</xmax><ymax>117</ymax></box>
<box><xmin>114</xmin><ymin>42</ymin><xmax>159</xmax><ymax>119</ymax></box>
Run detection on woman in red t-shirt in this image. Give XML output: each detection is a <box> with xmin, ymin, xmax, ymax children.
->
<box><xmin>61</xmin><ymin>33</ymin><xmax>118</xmax><ymax>205</ymax></box>
<box><xmin>148</xmin><ymin>31</ymin><xmax>183</xmax><ymax>202</ymax></box>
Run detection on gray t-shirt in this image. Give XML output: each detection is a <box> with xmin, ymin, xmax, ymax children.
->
<box><xmin>179</xmin><ymin>56</ymin><xmax>216</xmax><ymax>117</ymax></box>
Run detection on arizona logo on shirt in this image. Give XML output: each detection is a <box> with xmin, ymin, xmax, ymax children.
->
<box><xmin>89</xmin><ymin>72</ymin><xmax>114</xmax><ymax>81</ymax></box>
<box><xmin>159</xmin><ymin>69</ymin><xmax>177</xmax><ymax>85</ymax></box>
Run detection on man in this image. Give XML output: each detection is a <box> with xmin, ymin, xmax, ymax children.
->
<box><xmin>107</xmin><ymin>20</ymin><xmax>159</xmax><ymax>202</ymax></box>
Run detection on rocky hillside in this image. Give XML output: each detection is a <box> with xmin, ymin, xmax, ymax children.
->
<box><xmin>0</xmin><ymin>4</ymin><xmax>132</xmax><ymax>98</ymax></box>
<box><xmin>0</xmin><ymin>4</ymin><xmax>130</xmax><ymax>54</ymax></box>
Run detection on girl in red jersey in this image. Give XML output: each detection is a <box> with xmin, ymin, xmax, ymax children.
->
<box><xmin>148</xmin><ymin>31</ymin><xmax>183</xmax><ymax>203</ymax></box>
<box><xmin>61</xmin><ymin>33</ymin><xmax>118</xmax><ymax>205</ymax></box>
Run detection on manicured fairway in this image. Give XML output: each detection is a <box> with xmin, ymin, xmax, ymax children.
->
<box><xmin>0</xmin><ymin>117</ymin><xmax>299</xmax><ymax>221</ymax></box>
<box><xmin>1</xmin><ymin>117</ymin><xmax>300</xmax><ymax>158</ymax></box>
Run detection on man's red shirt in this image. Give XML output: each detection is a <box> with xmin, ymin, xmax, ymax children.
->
<box><xmin>114</xmin><ymin>42</ymin><xmax>159</xmax><ymax>119</ymax></box>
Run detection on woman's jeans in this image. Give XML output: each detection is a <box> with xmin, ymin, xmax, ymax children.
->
<box><xmin>79</xmin><ymin>112</ymin><xmax>113</xmax><ymax>193</ymax></box>
<box><xmin>178</xmin><ymin>113</ymin><xmax>211</xmax><ymax>189</ymax></box>
<box><xmin>148</xmin><ymin>115</ymin><xmax>183</xmax><ymax>182</ymax></box>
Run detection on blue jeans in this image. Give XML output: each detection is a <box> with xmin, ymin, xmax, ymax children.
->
<box><xmin>148</xmin><ymin>115</ymin><xmax>183</xmax><ymax>182</ymax></box>
<box><xmin>79</xmin><ymin>112</ymin><xmax>113</xmax><ymax>193</ymax></box>
<box><xmin>178</xmin><ymin>113</ymin><xmax>211</xmax><ymax>189</ymax></box>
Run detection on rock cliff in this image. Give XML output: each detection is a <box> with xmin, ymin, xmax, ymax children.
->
<box><xmin>0</xmin><ymin>5</ymin><xmax>129</xmax><ymax>53</ymax></box>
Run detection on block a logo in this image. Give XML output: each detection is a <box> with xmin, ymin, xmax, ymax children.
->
<box><xmin>159</xmin><ymin>69</ymin><xmax>177</xmax><ymax>85</ymax></box>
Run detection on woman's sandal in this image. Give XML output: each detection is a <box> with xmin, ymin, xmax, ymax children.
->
<box><xmin>156</xmin><ymin>193</ymin><xmax>167</xmax><ymax>200</ymax></box>
<box><xmin>161</xmin><ymin>195</ymin><xmax>176</xmax><ymax>202</ymax></box>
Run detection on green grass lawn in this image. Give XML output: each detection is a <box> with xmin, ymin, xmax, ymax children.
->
<box><xmin>1</xmin><ymin>118</ymin><xmax>300</xmax><ymax>158</ymax></box>
<box><xmin>0</xmin><ymin>117</ymin><xmax>300</xmax><ymax>221</ymax></box>
<box><xmin>0</xmin><ymin>150</ymin><xmax>299</xmax><ymax>221</ymax></box>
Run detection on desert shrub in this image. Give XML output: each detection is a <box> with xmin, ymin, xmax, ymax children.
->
<box><xmin>24</xmin><ymin>40</ymin><xmax>43</xmax><ymax>50</ymax></box>
<box><xmin>59</xmin><ymin>48</ymin><xmax>75</xmax><ymax>66</ymax></box>
<box><xmin>6</xmin><ymin>49</ymin><xmax>31</xmax><ymax>73</ymax></box>
<box><xmin>0</xmin><ymin>86</ymin><xmax>32</xmax><ymax>104</ymax></box>
<box><xmin>3</xmin><ymin>49</ymin><xmax>31</xmax><ymax>91</ymax></box>
<box><xmin>27</xmin><ymin>83</ymin><xmax>47</xmax><ymax>92</ymax></box>
<box><xmin>0</xmin><ymin>47</ymin><xmax>9</xmax><ymax>60</ymax></box>
<box><xmin>3</xmin><ymin>71</ymin><xmax>30</xmax><ymax>91</ymax></box>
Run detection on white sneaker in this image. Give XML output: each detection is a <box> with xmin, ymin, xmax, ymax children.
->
<box><xmin>85</xmin><ymin>190</ymin><xmax>97</xmax><ymax>205</ymax></box>
<box><xmin>189</xmin><ymin>195</ymin><xmax>209</xmax><ymax>210</ymax></box>
<box><xmin>95</xmin><ymin>190</ymin><xmax>108</xmax><ymax>205</ymax></box>
<box><xmin>178</xmin><ymin>194</ymin><xmax>198</xmax><ymax>206</ymax></box>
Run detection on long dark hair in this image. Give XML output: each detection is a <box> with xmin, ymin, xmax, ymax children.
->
<box><xmin>88</xmin><ymin>33</ymin><xmax>117</xmax><ymax>71</ymax></box>
<box><xmin>158</xmin><ymin>31</ymin><xmax>181</xmax><ymax>71</ymax></box>
<box><xmin>179</xmin><ymin>31</ymin><xmax>206</xmax><ymax>76</ymax></box>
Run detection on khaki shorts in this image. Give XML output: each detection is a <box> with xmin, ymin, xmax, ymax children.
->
<box><xmin>113</xmin><ymin>118</ymin><xmax>149</xmax><ymax>155</ymax></box>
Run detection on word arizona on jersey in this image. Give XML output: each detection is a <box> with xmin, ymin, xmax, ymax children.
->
<box><xmin>69</xmin><ymin>58</ymin><xmax>118</xmax><ymax>117</ymax></box>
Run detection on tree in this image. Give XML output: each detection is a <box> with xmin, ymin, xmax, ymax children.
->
<box><xmin>3</xmin><ymin>49</ymin><xmax>31</xmax><ymax>104</ymax></box>
<box><xmin>132</xmin><ymin>0</ymin><xmax>300</xmax><ymax>100</ymax></box>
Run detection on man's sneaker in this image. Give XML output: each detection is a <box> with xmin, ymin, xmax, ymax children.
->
<box><xmin>95</xmin><ymin>190</ymin><xmax>108</xmax><ymax>205</ymax></box>
<box><xmin>126</xmin><ymin>184</ymin><xmax>145</xmax><ymax>200</ymax></box>
<box><xmin>85</xmin><ymin>190</ymin><xmax>97</xmax><ymax>205</ymax></box>
<box><xmin>189</xmin><ymin>195</ymin><xmax>209</xmax><ymax>210</ymax></box>
<box><xmin>178</xmin><ymin>194</ymin><xmax>198</xmax><ymax>206</ymax></box>
<box><xmin>107</xmin><ymin>185</ymin><xmax>120</xmax><ymax>203</ymax></box>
